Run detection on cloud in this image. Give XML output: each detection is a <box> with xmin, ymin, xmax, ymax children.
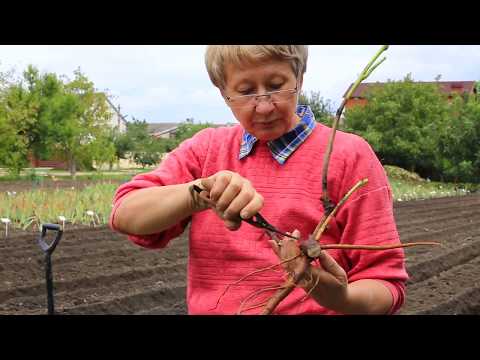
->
<box><xmin>1</xmin><ymin>45</ymin><xmax>479</xmax><ymax>123</ymax></box>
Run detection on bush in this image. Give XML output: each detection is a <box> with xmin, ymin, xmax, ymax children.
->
<box><xmin>343</xmin><ymin>74</ymin><xmax>479</xmax><ymax>183</ymax></box>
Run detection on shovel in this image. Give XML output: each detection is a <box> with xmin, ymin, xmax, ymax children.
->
<box><xmin>38</xmin><ymin>223</ymin><xmax>63</xmax><ymax>315</ymax></box>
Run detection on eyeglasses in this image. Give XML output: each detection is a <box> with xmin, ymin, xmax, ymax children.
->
<box><xmin>225</xmin><ymin>85</ymin><xmax>298</xmax><ymax>109</ymax></box>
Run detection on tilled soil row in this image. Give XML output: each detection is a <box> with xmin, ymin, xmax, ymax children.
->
<box><xmin>395</xmin><ymin>208</ymin><xmax>480</xmax><ymax>234</ymax></box>
<box><xmin>399</xmin><ymin>253</ymin><xmax>480</xmax><ymax>314</ymax></box>
<box><xmin>0</xmin><ymin>227</ymin><xmax>115</xmax><ymax>253</ymax></box>
<box><xmin>1</xmin><ymin>194</ymin><xmax>479</xmax><ymax>315</ymax></box>
<box><xmin>414</xmin><ymin>286</ymin><xmax>480</xmax><ymax>315</ymax></box>
<box><xmin>58</xmin><ymin>282</ymin><xmax>187</xmax><ymax>315</ymax></box>
<box><xmin>0</xmin><ymin>229</ymin><xmax>189</xmax><ymax>264</ymax></box>
<box><xmin>393</xmin><ymin>194</ymin><xmax>479</xmax><ymax>211</ymax></box>
<box><xmin>393</xmin><ymin>195</ymin><xmax>479</xmax><ymax>224</ymax></box>
<box><xmin>405</xmin><ymin>235</ymin><xmax>480</xmax><ymax>284</ymax></box>
<box><xmin>0</xmin><ymin>244</ymin><xmax>187</xmax><ymax>275</ymax></box>
<box><xmin>0</xmin><ymin>263</ymin><xmax>187</xmax><ymax>315</ymax></box>
<box><xmin>400</xmin><ymin>219</ymin><xmax>479</xmax><ymax>246</ymax></box>
<box><xmin>0</xmin><ymin>247</ymin><xmax>188</xmax><ymax>289</ymax></box>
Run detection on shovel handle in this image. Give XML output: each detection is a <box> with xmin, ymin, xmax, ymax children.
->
<box><xmin>38</xmin><ymin>223</ymin><xmax>63</xmax><ymax>255</ymax></box>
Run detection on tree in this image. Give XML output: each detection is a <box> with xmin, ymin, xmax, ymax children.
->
<box><xmin>169</xmin><ymin>120</ymin><xmax>212</xmax><ymax>148</ymax></box>
<box><xmin>298</xmin><ymin>90</ymin><xmax>335</xmax><ymax>125</ymax></box>
<box><xmin>109</xmin><ymin>128</ymin><xmax>132</xmax><ymax>169</ymax></box>
<box><xmin>0</xmin><ymin>71</ymin><xmax>38</xmax><ymax>174</ymax></box>
<box><xmin>122</xmin><ymin>118</ymin><xmax>165</xmax><ymax>168</ymax></box>
<box><xmin>0</xmin><ymin>65</ymin><xmax>116</xmax><ymax>176</ymax></box>
<box><xmin>43</xmin><ymin>68</ymin><xmax>115</xmax><ymax>176</ymax></box>
<box><xmin>436</xmin><ymin>93</ymin><xmax>480</xmax><ymax>182</ymax></box>
<box><xmin>144</xmin><ymin>119</ymin><xmax>214</xmax><ymax>165</ymax></box>
<box><xmin>0</xmin><ymin>90</ymin><xmax>30</xmax><ymax>174</ymax></box>
<box><xmin>343</xmin><ymin>74</ymin><xmax>451</xmax><ymax>179</ymax></box>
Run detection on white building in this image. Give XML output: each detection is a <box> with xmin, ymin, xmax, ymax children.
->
<box><xmin>106</xmin><ymin>97</ymin><xmax>128</xmax><ymax>133</ymax></box>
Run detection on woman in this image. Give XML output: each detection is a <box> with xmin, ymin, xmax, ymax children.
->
<box><xmin>110</xmin><ymin>45</ymin><xmax>408</xmax><ymax>315</ymax></box>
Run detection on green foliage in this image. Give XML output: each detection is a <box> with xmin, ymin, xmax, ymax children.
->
<box><xmin>384</xmin><ymin>165</ymin><xmax>423</xmax><ymax>182</ymax></box>
<box><xmin>384</xmin><ymin>166</ymin><xmax>477</xmax><ymax>201</ymax></box>
<box><xmin>132</xmin><ymin>139</ymin><xmax>164</xmax><ymax>168</ymax></box>
<box><xmin>0</xmin><ymin>65</ymin><xmax>116</xmax><ymax>177</ymax></box>
<box><xmin>343</xmin><ymin>74</ymin><xmax>480</xmax><ymax>182</ymax></box>
<box><xmin>298</xmin><ymin>90</ymin><xmax>335</xmax><ymax>125</ymax></box>
<box><xmin>151</xmin><ymin>119</ymin><xmax>213</xmax><ymax>155</ymax></box>
<box><xmin>122</xmin><ymin>118</ymin><xmax>165</xmax><ymax>168</ymax></box>
<box><xmin>0</xmin><ymin>78</ymin><xmax>33</xmax><ymax>174</ymax></box>
<box><xmin>344</xmin><ymin>74</ymin><xmax>450</xmax><ymax>177</ymax></box>
<box><xmin>169</xmin><ymin>120</ymin><xmax>213</xmax><ymax>148</ymax></box>
<box><xmin>0</xmin><ymin>182</ymin><xmax>118</xmax><ymax>229</ymax></box>
<box><xmin>435</xmin><ymin>93</ymin><xmax>480</xmax><ymax>182</ymax></box>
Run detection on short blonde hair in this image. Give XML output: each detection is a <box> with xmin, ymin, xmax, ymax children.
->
<box><xmin>205</xmin><ymin>45</ymin><xmax>309</xmax><ymax>89</ymax></box>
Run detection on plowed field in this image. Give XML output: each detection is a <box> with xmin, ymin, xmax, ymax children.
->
<box><xmin>1</xmin><ymin>194</ymin><xmax>479</xmax><ymax>315</ymax></box>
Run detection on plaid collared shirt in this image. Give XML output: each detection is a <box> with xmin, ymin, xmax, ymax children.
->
<box><xmin>238</xmin><ymin>105</ymin><xmax>316</xmax><ymax>165</ymax></box>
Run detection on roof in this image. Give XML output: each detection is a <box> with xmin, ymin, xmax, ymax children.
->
<box><xmin>148</xmin><ymin>122</ymin><xmax>238</xmax><ymax>135</ymax></box>
<box><xmin>148</xmin><ymin>123</ymin><xmax>180</xmax><ymax>135</ymax></box>
<box><xmin>344</xmin><ymin>81</ymin><xmax>477</xmax><ymax>99</ymax></box>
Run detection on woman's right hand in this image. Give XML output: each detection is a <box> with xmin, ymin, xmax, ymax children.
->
<box><xmin>198</xmin><ymin>170</ymin><xmax>264</xmax><ymax>231</ymax></box>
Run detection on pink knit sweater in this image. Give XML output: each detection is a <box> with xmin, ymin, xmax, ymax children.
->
<box><xmin>110</xmin><ymin>123</ymin><xmax>409</xmax><ymax>315</ymax></box>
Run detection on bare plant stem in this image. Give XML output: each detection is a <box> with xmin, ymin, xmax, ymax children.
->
<box><xmin>260</xmin><ymin>279</ymin><xmax>297</xmax><ymax>315</ymax></box>
<box><xmin>257</xmin><ymin>240</ymin><xmax>440</xmax><ymax>315</ymax></box>
<box><xmin>320</xmin><ymin>242</ymin><xmax>441</xmax><ymax>250</ymax></box>
<box><xmin>320</xmin><ymin>45</ymin><xmax>389</xmax><ymax>217</ymax></box>
<box><xmin>313</xmin><ymin>178</ymin><xmax>368</xmax><ymax>241</ymax></box>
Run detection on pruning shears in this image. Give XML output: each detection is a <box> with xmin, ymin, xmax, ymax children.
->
<box><xmin>38</xmin><ymin>223</ymin><xmax>64</xmax><ymax>315</ymax></box>
<box><xmin>192</xmin><ymin>184</ymin><xmax>298</xmax><ymax>240</ymax></box>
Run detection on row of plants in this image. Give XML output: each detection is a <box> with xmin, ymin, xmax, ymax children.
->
<box><xmin>0</xmin><ymin>168</ymin><xmax>477</xmax><ymax>232</ymax></box>
<box><xmin>0</xmin><ymin>183</ymin><xmax>116</xmax><ymax>231</ymax></box>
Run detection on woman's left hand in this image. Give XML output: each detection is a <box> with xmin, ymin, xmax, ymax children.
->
<box><xmin>268</xmin><ymin>229</ymin><xmax>350</xmax><ymax>310</ymax></box>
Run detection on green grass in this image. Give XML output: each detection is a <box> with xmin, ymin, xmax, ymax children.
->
<box><xmin>385</xmin><ymin>165</ymin><xmax>478</xmax><ymax>201</ymax></box>
<box><xmin>0</xmin><ymin>168</ymin><xmax>149</xmax><ymax>182</ymax></box>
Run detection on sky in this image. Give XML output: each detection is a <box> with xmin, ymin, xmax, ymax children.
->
<box><xmin>1</xmin><ymin>45</ymin><xmax>479</xmax><ymax>124</ymax></box>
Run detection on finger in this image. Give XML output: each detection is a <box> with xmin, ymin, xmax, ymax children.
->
<box><xmin>223</xmin><ymin>186</ymin><xmax>255</xmax><ymax>220</ymax></box>
<box><xmin>209</xmin><ymin>174</ymin><xmax>232</xmax><ymax>203</ymax></box>
<box><xmin>238</xmin><ymin>193</ymin><xmax>264</xmax><ymax>220</ymax></box>
<box><xmin>291</xmin><ymin>229</ymin><xmax>301</xmax><ymax>241</ymax></box>
<box><xmin>268</xmin><ymin>240</ymin><xmax>281</xmax><ymax>257</ymax></box>
<box><xmin>279</xmin><ymin>236</ymin><xmax>301</xmax><ymax>261</ymax></box>
<box><xmin>195</xmin><ymin>189</ymin><xmax>216</xmax><ymax>207</ymax></box>
<box><xmin>316</xmin><ymin>250</ymin><xmax>346</xmax><ymax>278</ymax></box>
<box><xmin>216</xmin><ymin>179</ymin><xmax>243</xmax><ymax>213</ymax></box>
<box><xmin>224</xmin><ymin>218</ymin><xmax>241</xmax><ymax>231</ymax></box>
<box><xmin>200</xmin><ymin>176</ymin><xmax>216</xmax><ymax>192</ymax></box>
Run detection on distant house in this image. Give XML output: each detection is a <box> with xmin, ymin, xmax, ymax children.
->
<box><xmin>105</xmin><ymin>97</ymin><xmax>128</xmax><ymax>133</ymax></box>
<box><xmin>147</xmin><ymin>121</ymin><xmax>237</xmax><ymax>139</ymax></box>
<box><xmin>344</xmin><ymin>81</ymin><xmax>477</xmax><ymax>110</ymax></box>
<box><xmin>148</xmin><ymin>123</ymin><xmax>181</xmax><ymax>139</ymax></box>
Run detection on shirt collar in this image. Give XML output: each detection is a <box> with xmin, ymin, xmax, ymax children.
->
<box><xmin>239</xmin><ymin>105</ymin><xmax>316</xmax><ymax>165</ymax></box>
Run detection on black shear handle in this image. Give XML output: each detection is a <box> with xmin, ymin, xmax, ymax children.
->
<box><xmin>38</xmin><ymin>223</ymin><xmax>63</xmax><ymax>255</ymax></box>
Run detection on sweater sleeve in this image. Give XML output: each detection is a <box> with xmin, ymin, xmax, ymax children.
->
<box><xmin>334</xmin><ymin>134</ymin><xmax>409</xmax><ymax>314</ymax></box>
<box><xmin>109</xmin><ymin>127</ymin><xmax>214</xmax><ymax>249</ymax></box>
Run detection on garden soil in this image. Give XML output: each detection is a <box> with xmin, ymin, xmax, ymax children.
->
<box><xmin>1</xmin><ymin>193</ymin><xmax>479</xmax><ymax>315</ymax></box>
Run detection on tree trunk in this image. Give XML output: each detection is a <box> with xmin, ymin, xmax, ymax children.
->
<box><xmin>69</xmin><ymin>153</ymin><xmax>77</xmax><ymax>179</ymax></box>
